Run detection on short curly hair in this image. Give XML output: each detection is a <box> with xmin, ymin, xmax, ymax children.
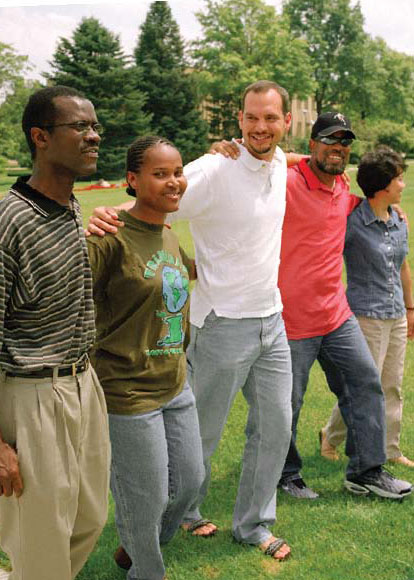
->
<box><xmin>357</xmin><ymin>146</ymin><xmax>407</xmax><ymax>198</ymax></box>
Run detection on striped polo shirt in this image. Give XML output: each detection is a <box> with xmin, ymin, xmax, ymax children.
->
<box><xmin>0</xmin><ymin>178</ymin><xmax>95</xmax><ymax>373</ymax></box>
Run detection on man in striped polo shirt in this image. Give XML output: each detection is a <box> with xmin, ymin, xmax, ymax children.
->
<box><xmin>0</xmin><ymin>86</ymin><xmax>110</xmax><ymax>580</ymax></box>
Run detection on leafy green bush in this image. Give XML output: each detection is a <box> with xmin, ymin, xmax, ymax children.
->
<box><xmin>286</xmin><ymin>136</ymin><xmax>309</xmax><ymax>154</ymax></box>
<box><xmin>373</xmin><ymin>119</ymin><xmax>414</xmax><ymax>152</ymax></box>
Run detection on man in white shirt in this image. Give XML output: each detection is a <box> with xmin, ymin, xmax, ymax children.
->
<box><xmin>88</xmin><ymin>81</ymin><xmax>293</xmax><ymax>561</ymax></box>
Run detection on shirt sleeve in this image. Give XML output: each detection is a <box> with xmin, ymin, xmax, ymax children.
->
<box><xmin>87</xmin><ymin>237</ymin><xmax>113</xmax><ymax>298</ymax></box>
<box><xmin>346</xmin><ymin>193</ymin><xmax>362</xmax><ymax>216</ymax></box>
<box><xmin>0</xmin><ymin>245</ymin><xmax>18</xmax><ymax>353</ymax></box>
<box><xmin>170</xmin><ymin>155</ymin><xmax>218</xmax><ymax>223</ymax></box>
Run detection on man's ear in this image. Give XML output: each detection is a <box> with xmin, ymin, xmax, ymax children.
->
<box><xmin>238</xmin><ymin>110</ymin><xmax>243</xmax><ymax>132</ymax></box>
<box><xmin>284</xmin><ymin>112</ymin><xmax>292</xmax><ymax>133</ymax></box>
<box><xmin>30</xmin><ymin>127</ymin><xmax>49</xmax><ymax>152</ymax></box>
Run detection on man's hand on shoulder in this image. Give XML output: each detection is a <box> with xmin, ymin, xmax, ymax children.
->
<box><xmin>392</xmin><ymin>204</ymin><xmax>409</xmax><ymax>228</ymax></box>
<box><xmin>340</xmin><ymin>171</ymin><xmax>351</xmax><ymax>188</ymax></box>
<box><xmin>85</xmin><ymin>205</ymin><xmax>129</xmax><ymax>238</ymax></box>
<box><xmin>209</xmin><ymin>139</ymin><xmax>240</xmax><ymax>159</ymax></box>
<box><xmin>0</xmin><ymin>439</ymin><xmax>23</xmax><ymax>497</ymax></box>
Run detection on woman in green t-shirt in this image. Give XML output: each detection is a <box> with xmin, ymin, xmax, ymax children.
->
<box><xmin>87</xmin><ymin>136</ymin><xmax>204</xmax><ymax>580</ymax></box>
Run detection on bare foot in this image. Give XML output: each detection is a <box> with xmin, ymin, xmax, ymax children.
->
<box><xmin>260</xmin><ymin>536</ymin><xmax>291</xmax><ymax>561</ymax></box>
<box><xmin>181</xmin><ymin>520</ymin><xmax>218</xmax><ymax>537</ymax></box>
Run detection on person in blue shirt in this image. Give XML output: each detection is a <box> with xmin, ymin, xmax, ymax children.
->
<box><xmin>320</xmin><ymin>146</ymin><xmax>414</xmax><ymax>471</ymax></box>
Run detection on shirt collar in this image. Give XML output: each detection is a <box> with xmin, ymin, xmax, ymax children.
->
<box><xmin>10</xmin><ymin>176</ymin><xmax>75</xmax><ymax>217</ymax></box>
<box><xmin>297</xmin><ymin>158</ymin><xmax>345</xmax><ymax>194</ymax></box>
<box><xmin>360</xmin><ymin>198</ymin><xmax>399</xmax><ymax>226</ymax></box>
<box><xmin>236</xmin><ymin>139</ymin><xmax>283</xmax><ymax>172</ymax></box>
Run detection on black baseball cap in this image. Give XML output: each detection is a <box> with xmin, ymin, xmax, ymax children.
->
<box><xmin>311</xmin><ymin>112</ymin><xmax>356</xmax><ymax>139</ymax></box>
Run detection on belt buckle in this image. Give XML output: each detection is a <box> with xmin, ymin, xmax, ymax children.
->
<box><xmin>71</xmin><ymin>363</ymin><xmax>76</xmax><ymax>377</ymax></box>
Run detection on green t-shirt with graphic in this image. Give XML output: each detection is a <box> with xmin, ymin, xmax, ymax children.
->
<box><xmin>87</xmin><ymin>211</ymin><xmax>191</xmax><ymax>414</ymax></box>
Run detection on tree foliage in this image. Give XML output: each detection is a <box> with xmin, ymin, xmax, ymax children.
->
<box><xmin>283</xmin><ymin>0</ymin><xmax>366</xmax><ymax>114</ymax></box>
<box><xmin>0</xmin><ymin>45</ymin><xmax>35</xmax><ymax>167</ymax></box>
<box><xmin>47</xmin><ymin>17</ymin><xmax>151</xmax><ymax>178</ymax></box>
<box><xmin>191</xmin><ymin>0</ymin><xmax>315</xmax><ymax>139</ymax></box>
<box><xmin>134</xmin><ymin>1</ymin><xmax>208</xmax><ymax>163</ymax></box>
<box><xmin>0</xmin><ymin>79</ymin><xmax>42</xmax><ymax>166</ymax></box>
<box><xmin>0</xmin><ymin>42</ymin><xmax>30</xmax><ymax>98</ymax></box>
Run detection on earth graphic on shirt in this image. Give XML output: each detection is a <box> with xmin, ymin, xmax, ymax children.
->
<box><xmin>162</xmin><ymin>266</ymin><xmax>189</xmax><ymax>313</ymax></box>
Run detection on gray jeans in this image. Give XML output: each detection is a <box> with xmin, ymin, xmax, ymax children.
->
<box><xmin>109</xmin><ymin>382</ymin><xmax>204</xmax><ymax>580</ymax></box>
<box><xmin>183</xmin><ymin>310</ymin><xmax>292</xmax><ymax>545</ymax></box>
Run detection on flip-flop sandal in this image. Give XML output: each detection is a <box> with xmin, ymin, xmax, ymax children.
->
<box><xmin>263</xmin><ymin>538</ymin><xmax>291</xmax><ymax>561</ymax></box>
<box><xmin>183</xmin><ymin>518</ymin><xmax>218</xmax><ymax>537</ymax></box>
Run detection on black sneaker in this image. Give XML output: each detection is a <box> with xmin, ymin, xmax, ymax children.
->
<box><xmin>345</xmin><ymin>467</ymin><xmax>412</xmax><ymax>500</ymax></box>
<box><xmin>278</xmin><ymin>475</ymin><xmax>319</xmax><ymax>499</ymax></box>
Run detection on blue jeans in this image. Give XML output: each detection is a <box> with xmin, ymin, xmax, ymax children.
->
<box><xmin>282</xmin><ymin>315</ymin><xmax>386</xmax><ymax>480</ymax></box>
<box><xmin>109</xmin><ymin>382</ymin><xmax>204</xmax><ymax>580</ymax></box>
<box><xmin>183</xmin><ymin>310</ymin><xmax>292</xmax><ymax>545</ymax></box>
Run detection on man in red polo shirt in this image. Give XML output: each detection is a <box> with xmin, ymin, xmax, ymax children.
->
<box><xmin>278</xmin><ymin>112</ymin><xmax>411</xmax><ymax>500</ymax></box>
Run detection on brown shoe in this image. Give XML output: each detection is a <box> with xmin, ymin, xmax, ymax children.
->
<box><xmin>319</xmin><ymin>428</ymin><xmax>340</xmax><ymax>461</ymax></box>
<box><xmin>388</xmin><ymin>456</ymin><xmax>414</xmax><ymax>468</ymax></box>
<box><xmin>114</xmin><ymin>546</ymin><xmax>132</xmax><ymax>570</ymax></box>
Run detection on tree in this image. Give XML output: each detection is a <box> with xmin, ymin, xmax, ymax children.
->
<box><xmin>0</xmin><ymin>45</ymin><xmax>34</xmax><ymax>167</ymax></box>
<box><xmin>0</xmin><ymin>42</ymin><xmax>30</xmax><ymax>98</ymax></box>
<box><xmin>378</xmin><ymin>45</ymin><xmax>414</xmax><ymax>126</ymax></box>
<box><xmin>191</xmin><ymin>0</ymin><xmax>314</xmax><ymax>139</ymax></box>
<box><xmin>0</xmin><ymin>79</ymin><xmax>42</xmax><ymax>166</ymax></box>
<box><xmin>47</xmin><ymin>17</ymin><xmax>151</xmax><ymax>178</ymax></box>
<box><xmin>283</xmin><ymin>0</ymin><xmax>366</xmax><ymax>114</ymax></box>
<box><xmin>134</xmin><ymin>1</ymin><xmax>208</xmax><ymax>163</ymax></box>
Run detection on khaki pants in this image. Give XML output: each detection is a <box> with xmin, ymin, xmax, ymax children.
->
<box><xmin>324</xmin><ymin>316</ymin><xmax>407</xmax><ymax>459</ymax></box>
<box><xmin>0</xmin><ymin>365</ymin><xmax>110</xmax><ymax>580</ymax></box>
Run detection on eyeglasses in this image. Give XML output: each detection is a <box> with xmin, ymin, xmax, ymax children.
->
<box><xmin>40</xmin><ymin>121</ymin><xmax>104</xmax><ymax>135</ymax></box>
<box><xmin>314</xmin><ymin>136</ymin><xmax>354</xmax><ymax>147</ymax></box>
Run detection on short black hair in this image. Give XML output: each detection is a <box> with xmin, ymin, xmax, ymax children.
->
<box><xmin>22</xmin><ymin>85</ymin><xmax>86</xmax><ymax>159</ymax></box>
<box><xmin>125</xmin><ymin>135</ymin><xmax>178</xmax><ymax>197</ymax></box>
<box><xmin>241</xmin><ymin>80</ymin><xmax>290</xmax><ymax>115</ymax></box>
<box><xmin>357</xmin><ymin>146</ymin><xmax>407</xmax><ymax>198</ymax></box>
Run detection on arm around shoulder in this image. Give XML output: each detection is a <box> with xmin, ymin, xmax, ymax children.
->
<box><xmin>85</xmin><ymin>201</ymin><xmax>133</xmax><ymax>237</ymax></box>
<box><xmin>177</xmin><ymin>156</ymin><xmax>218</xmax><ymax>221</ymax></box>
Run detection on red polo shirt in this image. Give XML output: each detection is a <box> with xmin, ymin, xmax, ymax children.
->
<box><xmin>280</xmin><ymin>159</ymin><xmax>361</xmax><ymax>339</ymax></box>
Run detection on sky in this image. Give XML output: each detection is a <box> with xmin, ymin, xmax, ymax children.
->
<box><xmin>0</xmin><ymin>0</ymin><xmax>413</xmax><ymax>81</ymax></box>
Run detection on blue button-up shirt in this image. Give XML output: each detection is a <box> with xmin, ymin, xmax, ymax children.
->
<box><xmin>345</xmin><ymin>199</ymin><xmax>408</xmax><ymax>319</ymax></box>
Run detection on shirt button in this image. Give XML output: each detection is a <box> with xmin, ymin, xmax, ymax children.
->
<box><xmin>387</xmin><ymin>246</ymin><xmax>391</xmax><ymax>250</ymax></box>
<box><xmin>390</xmin><ymin>293</ymin><xmax>393</xmax><ymax>297</ymax></box>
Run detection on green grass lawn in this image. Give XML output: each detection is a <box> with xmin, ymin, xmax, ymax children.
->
<box><xmin>1</xmin><ymin>166</ymin><xmax>414</xmax><ymax>579</ymax></box>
